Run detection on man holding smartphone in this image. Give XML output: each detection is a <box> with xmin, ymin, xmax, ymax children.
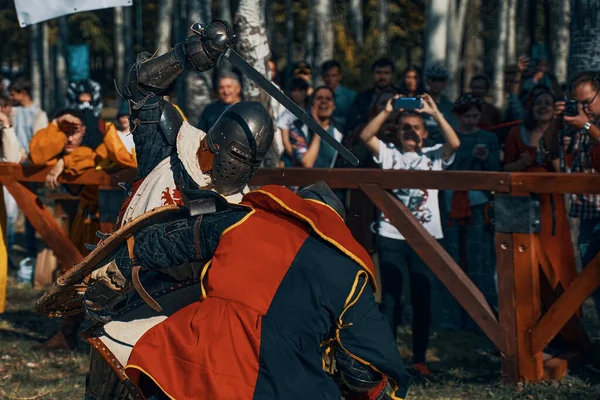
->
<box><xmin>539</xmin><ymin>71</ymin><xmax>600</xmax><ymax>319</ymax></box>
<box><xmin>359</xmin><ymin>93</ymin><xmax>460</xmax><ymax>377</ymax></box>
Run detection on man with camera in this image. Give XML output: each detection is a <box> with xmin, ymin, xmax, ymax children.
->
<box><xmin>540</xmin><ymin>71</ymin><xmax>600</xmax><ymax>318</ymax></box>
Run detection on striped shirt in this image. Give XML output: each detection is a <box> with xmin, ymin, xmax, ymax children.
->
<box><xmin>538</xmin><ymin>124</ymin><xmax>600</xmax><ymax>219</ymax></box>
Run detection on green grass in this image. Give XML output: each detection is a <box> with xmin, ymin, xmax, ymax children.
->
<box><xmin>1</xmin><ymin>275</ymin><xmax>600</xmax><ymax>399</ymax></box>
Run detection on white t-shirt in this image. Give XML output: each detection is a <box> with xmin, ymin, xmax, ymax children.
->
<box><xmin>277</xmin><ymin>109</ymin><xmax>297</xmax><ymax>130</ymax></box>
<box><xmin>374</xmin><ymin>141</ymin><xmax>454</xmax><ymax>240</ymax></box>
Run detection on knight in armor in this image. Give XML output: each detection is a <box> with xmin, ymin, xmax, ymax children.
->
<box><xmin>83</xmin><ymin>20</ymin><xmax>277</xmax><ymax>399</ymax></box>
<box><xmin>84</xmin><ymin>182</ymin><xmax>413</xmax><ymax>400</ymax></box>
<box><xmin>116</xmin><ymin>19</ymin><xmax>262</xmax><ymax>229</ymax></box>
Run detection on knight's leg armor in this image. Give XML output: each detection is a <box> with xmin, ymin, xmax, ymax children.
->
<box><xmin>84</xmin><ymin>348</ymin><xmax>132</xmax><ymax>400</ymax></box>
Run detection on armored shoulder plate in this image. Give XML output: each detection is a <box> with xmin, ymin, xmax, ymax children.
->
<box><xmin>159</xmin><ymin>100</ymin><xmax>185</xmax><ymax>146</ymax></box>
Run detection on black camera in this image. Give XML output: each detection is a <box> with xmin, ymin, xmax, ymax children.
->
<box><xmin>563</xmin><ymin>100</ymin><xmax>579</xmax><ymax>117</ymax></box>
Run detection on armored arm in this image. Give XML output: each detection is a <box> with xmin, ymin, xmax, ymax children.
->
<box><xmin>125</xmin><ymin>20</ymin><xmax>235</xmax><ymax>104</ymax></box>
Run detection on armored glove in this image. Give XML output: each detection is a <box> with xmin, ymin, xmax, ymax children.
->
<box><xmin>180</xmin><ymin>20</ymin><xmax>236</xmax><ymax>72</ymax></box>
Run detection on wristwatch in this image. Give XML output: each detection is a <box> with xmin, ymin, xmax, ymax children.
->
<box><xmin>583</xmin><ymin>121</ymin><xmax>592</xmax><ymax>131</ymax></box>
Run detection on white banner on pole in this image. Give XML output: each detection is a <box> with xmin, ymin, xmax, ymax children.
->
<box><xmin>14</xmin><ymin>0</ymin><xmax>133</xmax><ymax>27</ymax></box>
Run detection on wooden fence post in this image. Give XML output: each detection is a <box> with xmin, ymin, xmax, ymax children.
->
<box><xmin>494</xmin><ymin>194</ymin><xmax>544</xmax><ymax>382</ymax></box>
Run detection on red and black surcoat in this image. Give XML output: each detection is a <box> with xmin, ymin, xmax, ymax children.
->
<box><xmin>115</xmin><ymin>185</ymin><xmax>412</xmax><ymax>399</ymax></box>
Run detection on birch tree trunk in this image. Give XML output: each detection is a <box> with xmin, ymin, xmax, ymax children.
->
<box><xmin>55</xmin><ymin>17</ymin><xmax>68</xmax><ymax>107</ymax></box>
<box><xmin>313</xmin><ymin>0</ymin><xmax>334</xmax><ymax>83</ymax></box>
<box><xmin>235</xmin><ymin>0</ymin><xmax>276</xmax><ymax>167</ymax></box>
<box><xmin>350</xmin><ymin>0</ymin><xmax>363</xmax><ymax>47</ymax></box>
<box><xmin>446</xmin><ymin>0</ymin><xmax>468</xmax><ymax>101</ymax></box>
<box><xmin>377</xmin><ymin>0</ymin><xmax>388</xmax><ymax>55</ymax></box>
<box><xmin>114</xmin><ymin>7</ymin><xmax>126</xmax><ymax>93</ymax></box>
<box><xmin>493</xmin><ymin>0</ymin><xmax>508</xmax><ymax>107</ymax></box>
<box><xmin>425</xmin><ymin>0</ymin><xmax>449</xmax><ymax>69</ymax></box>
<box><xmin>234</xmin><ymin>0</ymin><xmax>271</xmax><ymax>105</ymax></box>
<box><xmin>42</xmin><ymin>22</ymin><xmax>53</xmax><ymax>113</ymax></box>
<box><xmin>553</xmin><ymin>0</ymin><xmax>570</xmax><ymax>84</ymax></box>
<box><xmin>30</xmin><ymin>24</ymin><xmax>42</xmax><ymax>107</ymax></box>
<box><xmin>506</xmin><ymin>0</ymin><xmax>517</xmax><ymax>63</ymax></box>
<box><xmin>186</xmin><ymin>0</ymin><xmax>213</xmax><ymax>126</ymax></box>
<box><xmin>568</xmin><ymin>0</ymin><xmax>600</xmax><ymax>77</ymax></box>
<box><xmin>156</xmin><ymin>0</ymin><xmax>174</xmax><ymax>55</ymax></box>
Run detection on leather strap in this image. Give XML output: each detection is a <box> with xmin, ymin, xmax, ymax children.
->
<box><xmin>127</xmin><ymin>236</ymin><xmax>163</xmax><ymax>313</ymax></box>
<box><xmin>132</xmin><ymin>266</ymin><xmax>163</xmax><ymax>313</ymax></box>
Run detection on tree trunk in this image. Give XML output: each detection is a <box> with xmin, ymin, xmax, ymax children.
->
<box><xmin>305</xmin><ymin>0</ymin><xmax>315</xmax><ymax>67</ymax></box>
<box><xmin>506</xmin><ymin>0</ymin><xmax>517</xmax><ymax>63</ymax></box>
<box><xmin>114</xmin><ymin>7</ymin><xmax>126</xmax><ymax>94</ymax></box>
<box><xmin>42</xmin><ymin>22</ymin><xmax>53</xmax><ymax>113</ymax></box>
<box><xmin>156</xmin><ymin>0</ymin><xmax>175</xmax><ymax>55</ymax></box>
<box><xmin>30</xmin><ymin>24</ymin><xmax>42</xmax><ymax>107</ymax></box>
<box><xmin>313</xmin><ymin>0</ymin><xmax>334</xmax><ymax>83</ymax></box>
<box><xmin>350</xmin><ymin>0</ymin><xmax>363</xmax><ymax>47</ymax></box>
<box><xmin>266</xmin><ymin>0</ymin><xmax>274</xmax><ymax>50</ymax></box>
<box><xmin>425</xmin><ymin>0</ymin><xmax>449</xmax><ymax>68</ymax></box>
<box><xmin>446</xmin><ymin>0</ymin><xmax>468</xmax><ymax>101</ymax></box>
<box><xmin>234</xmin><ymin>0</ymin><xmax>271</xmax><ymax>105</ymax></box>
<box><xmin>377</xmin><ymin>0</ymin><xmax>388</xmax><ymax>55</ymax></box>
<box><xmin>55</xmin><ymin>17</ymin><xmax>68</xmax><ymax>107</ymax></box>
<box><xmin>568</xmin><ymin>0</ymin><xmax>600</xmax><ymax>78</ymax></box>
<box><xmin>124</xmin><ymin>6</ymin><xmax>134</xmax><ymax>72</ymax></box>
<box><xmin>285</xmin><ymin>0</ymin><xmax>294</xmax><ymax>91</ymax></box>
<box><xmin>528</xmin><ymin>0</ymin><xmax>537</xmax><ymax>55</ymax></box>
<box><xmin>553</xmin><ymin>0</ymin><xmax>570</xmax><ymax>84</ymax></box>
<box><xmin>493</xmin><ymin>0</ymin><xmax>508</xmax><ymax>107</ymax></box>
<box><xmin>544</xmin><ymin>0</ymin><xmax>554</xmax><ymax>66</ymax></box>
<box><xmin>516</xmin><ymin>0</ymin><xmax>530</xmax><ymax>56</ymax></box>
<box><xmin>220</xmin><ymin>0</ymin><xmax>232</xmax><ymax>23</ymax></box>
<box><xmin>186</xmin><ymin>0</ymin><xmax>213</xmax><ymax>126</ymax></box>
<box><xmin>463</xmin><ymin>0</ymin><xmax>483</xmax><ymax>94</ymax></box>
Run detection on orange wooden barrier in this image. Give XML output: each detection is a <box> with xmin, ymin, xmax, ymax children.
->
<box><xmin>1</xmin><ymin>163</ymin><xmax>599</xmax><ymax>384</ymax></box>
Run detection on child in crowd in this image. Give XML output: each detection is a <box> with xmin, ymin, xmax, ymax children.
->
<box><xmin>360</xmin><ymin>94</ymin><xmax>460</xmax><ymax>376</ymax></box>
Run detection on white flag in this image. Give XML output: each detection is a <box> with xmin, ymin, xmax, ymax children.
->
<box><xmin>14</xmin><ymin>0</ymin><xmax>133</xmax><ymax>27</ymax></box>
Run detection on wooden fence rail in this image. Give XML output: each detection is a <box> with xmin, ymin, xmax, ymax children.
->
<box><xmin>1</xmin><ymin>163</ymin><xmax>599</xmax><ymax>383</ymax></box>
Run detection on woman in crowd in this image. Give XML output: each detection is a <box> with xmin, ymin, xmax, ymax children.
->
<box><xmin>503</xmin><ymin>89</ymin><xmax>576</xmax><ymax>291</ymax></box>
<box><xmin>399</xmin><ymin>65</ymin><xmax>425</xmax><ymax>98</ymax></box>
<box><xmin>439</xmin><ymin>94</ymin><xmax>500</xmax><ymax>331</ymax></box>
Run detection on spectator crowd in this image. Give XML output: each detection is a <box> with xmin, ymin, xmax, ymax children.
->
<box><xmin>1</xmin><ymin>52</ymin><xmax>599</xmax><ymax>379</ymax></box>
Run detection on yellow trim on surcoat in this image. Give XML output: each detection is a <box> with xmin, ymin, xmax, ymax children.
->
<box><xmin>124</xmin><ymin>364</ymin><xmax>176</xmax><ymax>400</ymax></box>
<box><xmin>251</xmin><ymin>189</ymin><xmax>377</xmax><ymax>292</ymax></box>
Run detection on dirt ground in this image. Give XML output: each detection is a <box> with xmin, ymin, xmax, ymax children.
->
<box><xmin>1</xmin><ymin>231</ymin><xmax>600</xmax><ymax>399</ymax></box>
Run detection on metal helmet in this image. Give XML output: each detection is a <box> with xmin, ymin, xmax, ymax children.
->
<box><xmin>207</xmin><ymin>101</ymin><xmax>274</xmax><ymax>196</ymax></box>
<box><xmin>297</xmin><ymin>181</ymin><xmax>346</xmax><ymax>222</ymax></box>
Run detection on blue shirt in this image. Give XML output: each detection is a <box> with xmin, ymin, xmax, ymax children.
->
<box><xmin>333</xmin><ymin>85</ymin><xmax>356</xmax><ymax>132</ymax></box>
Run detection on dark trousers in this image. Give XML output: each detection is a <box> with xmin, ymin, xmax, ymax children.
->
<box><xmin>579</xmin><ymin>217</ymin><xmax>600</xmax><ymax>320</ymax></box>
<box><xmin>377</xmin><ymin>235</ymin><xmax>432</xmax><ymax>364</ymax></box>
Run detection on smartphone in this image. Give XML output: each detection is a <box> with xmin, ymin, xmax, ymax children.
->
<box><xmin>393</xmin><ymin>97</ymin><xmax>422</xmax><ymax>110</ymax></box>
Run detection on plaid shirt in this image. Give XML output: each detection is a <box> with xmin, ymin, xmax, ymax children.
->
<box><xmin>538</xmin><ymin>124</ymin><xmax>600</xmax><ymax>219</ymax></box>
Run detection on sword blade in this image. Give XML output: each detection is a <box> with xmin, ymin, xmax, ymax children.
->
<box><xmin>223</xmin><ymin>48</ymin><xmax>359</xmax><ymax>166</ymax></box>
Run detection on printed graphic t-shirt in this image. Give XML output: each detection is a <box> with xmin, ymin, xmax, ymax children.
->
<box><xmin>374</xmin><ymin>141</ymin><xmax>454</xmax><ymax>240</ymax></box>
